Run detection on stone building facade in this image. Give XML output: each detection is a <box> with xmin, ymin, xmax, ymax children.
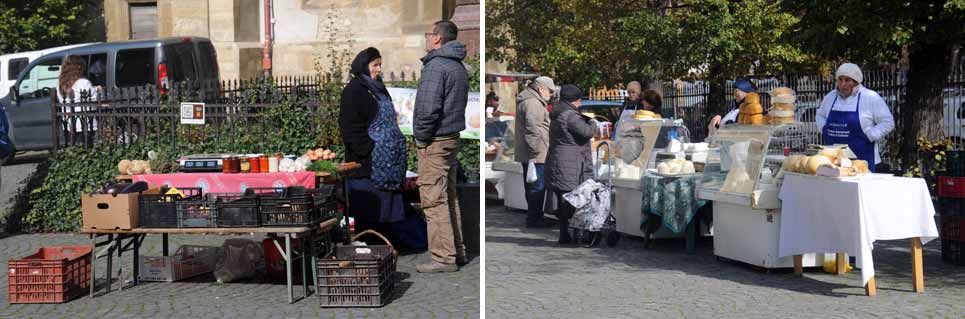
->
<box><xmin>104</xmin><ymin>0</ymin><xmax>479</xmax><ymax>81</ymax></box>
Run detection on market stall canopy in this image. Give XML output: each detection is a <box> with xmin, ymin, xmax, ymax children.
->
<box><xmin>485</xmin><ymin>72</ymin><xmax>539</xmax><ymax>83</ymax></box>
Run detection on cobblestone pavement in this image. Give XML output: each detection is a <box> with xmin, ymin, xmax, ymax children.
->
<box><xmin>485</xmin><ymin>204</ymin><xmax>965</xmax><ymax>319</ymax></box>
<box><xmin>0</xmin><ymin>232</ymin><xmax>479</xmax><ymax>318</ymax></box>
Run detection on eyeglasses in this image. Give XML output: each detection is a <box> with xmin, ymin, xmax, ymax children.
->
<box><xmin>424</xmin><ymin>32</ymin><xmax>438</xmax><ymax>38</ymax></box>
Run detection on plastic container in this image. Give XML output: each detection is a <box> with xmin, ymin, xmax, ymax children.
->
<box><xmin>259</xmin><ymin>185</ymin><xmax>336</xmax><ymax>227</ymax></box>
<box><xmin>7</xmin><ymin>246</ymin><xmax>92</xmax><ymax>304</ymax></box>
<box><xmin>250</xmin><ymin>156</ymin><xmax>261</xmax><ymax>173</ymax></box>
<box><xmin>268</xmin><ymin>157</ymin><xmax>279</xmax><ymax>173</ymax></box>
<box><xmin>941</xmin><ymin>215</ymin><xmax>964</xmax><ymax>241</ymax></box>
<box><xmin>211</xmin><ymin>193</ymin><xmax>260</xmax><ymax>227</ymax></box>
<box><xmin>260</xmin><ymin>157</ymin><xmax>269</xmax><ymax>173</ymax></box>
<box><xmin>939</xmin><ymin>197</ymin><xmax>965</xmax><ymax>217</ymax></box>
<box><xmin>317</xmin><ymin>231</ymin><xmax>397</xmax><ymax>308</ymax></box>
<box><xmin>139</xmin><ymin>245</ymin><xmax>220</xmax><ymax>282</ymax></box>
<box><xmin>138</xmin><ymin>187</ymin><xmax>203</xmax><ymax>228</ymax></box>
<box><xmin>938</xmin><ymin>176</ymin><xmax>965</xmax><ymax>198</ymax></box>
<box><xmin>942</xmin><ymin>239</ymin><xmax>965</xmax><ymax>266</ymax></box>
<box><xmin>174</xmin><ymin>198</ymin><xmax>218</xmax><ymax>228</ymax></box>
<box><xmin>240</xmin><ymin>157</ymin><xmax>251</xmax><ymax>173</ymax></box>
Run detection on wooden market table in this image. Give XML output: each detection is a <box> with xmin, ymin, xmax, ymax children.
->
<box><xmin>81</xmin><ymin>218</ymin><xmax>338</xmax><ymax>304</ymax></box>
<box><xmin>778</xmin><ymin>173</ymin><xmax>939</xmax><ymax>297</ymax></box>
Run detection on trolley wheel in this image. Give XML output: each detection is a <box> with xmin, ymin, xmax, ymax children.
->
<box><xmin>605</xmin><ymin>230</ymin><xmax>620</xmax><ymax>247</ymax></box>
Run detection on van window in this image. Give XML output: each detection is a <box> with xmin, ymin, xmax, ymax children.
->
<box><xmin>84</xmin><ymin>53</ymin><xmax>108</xmax><ymax>87</ymax></box>
<box><xmin>164</xmin><ymin>43</ymin><xmax>198</xmax><ymax>82</ymax></box>
<box><xmin>198</xmin><ymin>41</ymin><xmax>218</xmax><ymax>81</ymax></box>
<box><xmin>116</xmin><ymin>48</ymin><xmax>156</xmax><ymax>87</ymax></box>
<box><xmin>8</xmin><ymin>58</ymin><xmax>29</xmax><ymax>80</ymax></box>
<box><xmin>18</xmin><ymin>58</ymin><xmax>62</xmax><ymax>99</ymax></box>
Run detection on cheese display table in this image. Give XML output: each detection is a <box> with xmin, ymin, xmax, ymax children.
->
<box><xmin>638</xmin><ymin>173</ymin><xmax>720</xmax><ymax>253</ymax></box>
<box><xmin>133</xmin><ymin>172</ymin><xmax>316</xmax><ymax>193</ymax></box>
<box><xmin>779</xmin><ymin>173</ymin><xmax>940</xmax><ymax>296</ymax></box>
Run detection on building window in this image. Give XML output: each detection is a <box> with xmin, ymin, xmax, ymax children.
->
<box><xmin>129</xmin><ymin>2</ymin><xmax>158</xmax><ymax>40</ymax></box>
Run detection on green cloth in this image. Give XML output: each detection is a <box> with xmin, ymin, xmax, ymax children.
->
<box><xmin>639</xmin><ymin>173</ymin><xmax>723</xmax><ymax>234</ymax></box>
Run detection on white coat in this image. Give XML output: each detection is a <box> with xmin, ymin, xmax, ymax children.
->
<box><xmin>816</xmin><ymin>86</ymin><xmax>895</xmax><ymax>165</ymax></box>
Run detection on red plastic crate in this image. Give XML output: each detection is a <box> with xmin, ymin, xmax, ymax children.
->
<box><xmin>941</xmin><ymin>216</ymin><xmax>965</xmax><ymax>241</ymax></box>
<box><xmin>938</xmin><ymin>176</ymin><xmax>965</xmax><ymax>198</ymax></box>
<box><xmin>7</xmin><ymin>246</ymin><xmax>92</xmax><ymax>304</ymax></box>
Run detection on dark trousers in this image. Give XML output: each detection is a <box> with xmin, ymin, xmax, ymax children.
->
<box><xmin>521</xmin><ymin>162</ymin><xmax>546</xmax><ymax>224</ymax></box>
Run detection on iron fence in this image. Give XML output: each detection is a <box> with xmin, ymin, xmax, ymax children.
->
<box><xmin>52</xmin><ymin>75</ymin><xmax>420</xmax><ymax>152</ymax></box>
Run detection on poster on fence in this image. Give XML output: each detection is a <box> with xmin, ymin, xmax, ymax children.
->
<box><xmin>387</xmin><ymin>87</ymin><xmax>481</xmax><ymax>140</ymax></box>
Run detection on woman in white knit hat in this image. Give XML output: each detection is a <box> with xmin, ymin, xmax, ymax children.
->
<box><xmin>816</xmin><ymin>63</ymin><xmax>895</xmax><ymax>172</ymax></box>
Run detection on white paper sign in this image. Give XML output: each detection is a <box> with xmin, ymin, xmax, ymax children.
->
<box><xmin>180</xmin><ymin>102</ymin><xmax>205</xmax><ymax>125</ymax></box>
<box><xmin>386</xmin><ymin>87</ymin><xmax>481</xmax><ymax>139</ymax></box>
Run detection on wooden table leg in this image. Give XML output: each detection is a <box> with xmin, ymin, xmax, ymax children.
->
<box><xmin>836</xmin><ymin>252</ymin><xmax>847</xmax><ymax>275</ymax></box>
<box><xmin>911</xmin><ymin>237</ymin><xmax>924</xmax><ymax>293</ymax></box>
<box><xmin>865</xmin><ymin>276</ymin><xmax>877</xmax><ymax>297</ymax></box>
<box><xmin>794</xmin><ymin>255</ymin><xmax>803</xmax><ymax>275</ymax></box>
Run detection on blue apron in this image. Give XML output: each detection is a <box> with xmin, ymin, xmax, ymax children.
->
<box><xmin>822</xmin><ymin>92</ymin><xmax>876</xmax><ymax>172</ymax></box>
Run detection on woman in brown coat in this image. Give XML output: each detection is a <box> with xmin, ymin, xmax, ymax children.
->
<box><xmin>545</xmin><ymin>84</ymin><xmax>597</xmax><ymax>244</ymax></box>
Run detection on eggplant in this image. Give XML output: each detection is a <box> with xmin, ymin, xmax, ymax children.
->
<box><xmin>119</xmin><ymin>181</ymin><xmax>149</xmax><ymax>194</ymax></box>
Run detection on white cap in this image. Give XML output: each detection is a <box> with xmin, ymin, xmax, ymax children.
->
<box><xmin>836</xmin><ymin>63</ymin><xmax>863</xmax><ymax>84</ymax></box>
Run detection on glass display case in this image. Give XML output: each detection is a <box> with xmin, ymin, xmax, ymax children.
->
<box><xmin>606</xmin><ymin>118</ymin><xmax>691</xmax><ymax>181</ymax></box>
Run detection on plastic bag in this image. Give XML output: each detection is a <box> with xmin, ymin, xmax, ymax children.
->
<box><xmin>721</xmin><ymin>141</ymin><xmax>753</xmax><ymax>193</ymax></box>
<box><xmin>213</xmin><ymin>238</ymin><xmax>265</xmax><ymax>283</ymax></box>
<box><xmin>526</xmin><ymin>161</ymin><xmax>538</xmax><ymax>183</ymax></box>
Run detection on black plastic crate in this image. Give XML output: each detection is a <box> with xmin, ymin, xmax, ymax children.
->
<box><xmin>138</xmin><ymin>188</ymin><xmax>203</xmax><ymax>228</ymax></box>
<box><xmin>259</xmin><ymin>186</ymin><xmax>335</xmax><ymax>227</ymax></box>
<box><xmin>948</xmin><ymin>151</ymin><xmax>964</xmax><ymax>177</ymax></box>
<box><xmin>174</xmin><ymin>197</ymin><xmax>217</xmax><ymax>228</ymax></box>
<box><xmin>941</xmin><ymin>216</ymin><xmax>964</xmax><ymax>241</ymax></box>
<box><xmin>939</xmin><ymin>197</ymin><xmax>965</xmax><ymax>217</ymax></box>
<box><xmin>317</xmin><ymin>245</ymin><xmax>396</xmax><ymax>307</ymax></box>
<box><xmin>210</xmin><ymin>193</ymin><xmax>259</xmax><ymax>227</ymax></box>
<box><xmin>942</xmin><ymin>239</ymin><xmax>965</xmax><ymax>266</ymax></box>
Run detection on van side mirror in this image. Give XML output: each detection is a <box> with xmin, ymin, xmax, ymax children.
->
<box><xmin>10</xmin><ymin>86</ymin><xmax>18</xmax><ymax>103</ymax></box>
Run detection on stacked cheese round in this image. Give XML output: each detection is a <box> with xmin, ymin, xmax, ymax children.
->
<box><xmin>739</xmin><ymin>92</ymin><xmax>764</xmax><ymax>125</ymax></box>
<box><xmin>631</xmin><ymin>110</ymin><xmax>662</xmax><ymax>120</ymax></box>
<box><xmin>769</xmin><ymin>87</ymin><xmax>796</xmax><ymax>125</ymax></box>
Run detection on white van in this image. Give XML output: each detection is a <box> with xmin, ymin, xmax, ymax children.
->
<box><xmin>0</xmin><ymin>43</ymin><xmax>96</xmax><ymax>97</ymax></box>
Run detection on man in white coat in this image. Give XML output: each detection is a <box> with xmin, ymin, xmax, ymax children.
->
<box><xmin>816</xmin><ymin>63</ymin><xmax>895</xmax><ymax>172</ymax></box>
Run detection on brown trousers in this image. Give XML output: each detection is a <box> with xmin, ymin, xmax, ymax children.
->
<box><xmin>417</xmin><ymin>138</ymin><xmax>465</xmax><ymax>264</ymax></box>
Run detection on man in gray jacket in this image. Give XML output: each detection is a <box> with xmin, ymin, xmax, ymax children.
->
<box><xmin>414</xmin><ymin>20</ymin><xmax>470</xmax><ymax>273</ymax></box>
<box><xmin>515</xmin><ymin>76</ymin><xmax>555</xmax><ymax>228</ymax></box>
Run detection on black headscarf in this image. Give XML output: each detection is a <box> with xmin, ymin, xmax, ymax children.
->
<box><xmin>351</xmin><ymin>47</ymin><xmax>390</xmax><ymax>98</ymax></box>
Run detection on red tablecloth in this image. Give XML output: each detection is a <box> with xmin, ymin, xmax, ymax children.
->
<box><xmin>133</xmin><ymin>172</ymin><xmax>316</xmax><ymax>193</ymax></box>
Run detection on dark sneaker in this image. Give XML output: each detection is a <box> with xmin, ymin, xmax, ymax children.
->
<box><xmin>456</xmin><ymin>255</ymin><xmax>471</xmax><ymax>266</ymax></box>
<box><xmin>416</xmin><ymin>261</ymin><xmax>458</xmax><ymax>273</ymax></box>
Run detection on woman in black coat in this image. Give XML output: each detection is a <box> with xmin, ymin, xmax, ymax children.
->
<box><xmin>338</xmin><ymin>47</ymin><xmax>426</xmax><ymax>252</ymax></box>
<box><xmin>545</xmin><ymin>85</ymin><xmax>597</xmax><ymax>244</ymax></box>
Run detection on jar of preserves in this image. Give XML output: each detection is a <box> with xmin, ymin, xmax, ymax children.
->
<box><xmin>250</xmin><ymin>155</ymin><xmax>261</xmax><ymax>173</ymax></box>
<box><xmin>260</xmin><ymin>156</ymin><xmax>269</xmax><ymax>173</ymax></box>
<box><xmin>239</xmin><ymin>157</ymin><xmax>251</xmax><ymax>173</ymax></box>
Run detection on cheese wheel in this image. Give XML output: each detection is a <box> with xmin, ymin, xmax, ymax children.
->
<box><xmin>669</xmin><ymin>161</ymin><xmax>682</xmax><ymax>174</ymax></box>
<box><xmin>118</xmin><ymin>160</ymin><xmax>132</xmax><ymax>175</ymax></box>
<box><xmin>769</xmin><ymin>116</ymin><xmax>794</xmax><ymax>125</ymax></box>
<box><xmin>772</xmin><ymin>87</ymin><xmax>795</xmax><ymax>96</ymax></box>
<box><xmin>741</xmin><ymin>102</ymin><xmax>764</xmax><ymax>114</ymax></box>
<box><xmin>783</xmin><ymin>155</ymin><xmax>808</xmax><ymax>173</ymax></box>
<box><xmin>657</xmin><ymin>162</ymin><xmax>671</xmax><ymax>175</ymax></box>
<box><xmin>744</xmin><ymin>92</ymin><xmax>761</xmax><ymax>104</ymax></box>
<box><xmin>818</xmin><ymin>148</ymin><xmax>842</xmax><ymax>161</ymax></box>
<box><xmin>852</xmin><ymin>160</ymin><xmax>869</xmax><ymax>174</ymax></box>
<box><xmin>682</xmin><ymin>161</ymin><xmax>696</xmax><ymax>174</ymax></box>
<box><xmin>746</xmin><ymin>113</ymin><xmax>764</xmax><ymax>125</ymax></box>
<box><xmin>772</xmin><ymin>103</ymin><xmax>795</xmax><ymax>112</ymax></box>
<box><xmin>805</xmin><ymin>155</ymin><xmax>833</xmax><ymax>174</ymax></box>
<box><xmin>835</xmin><ymin>157</ymin><xmax>853</xmax><ymax>168</ymax></box>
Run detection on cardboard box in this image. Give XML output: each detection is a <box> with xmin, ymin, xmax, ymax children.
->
<box><xmin>138</xmin><ymin>245</ymin><xmax>220</xmax><ymax>282</ymax></box>
<box><xmin>81</xmin><ymin>188</ymin><xmax>160</xmax><ymax>230</ymax></box>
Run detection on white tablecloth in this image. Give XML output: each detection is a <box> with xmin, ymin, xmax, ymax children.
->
<box><xmin>778</xmin><ymin>173</ymin><xmax>939</xmax><ymax>285</ymax></box>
